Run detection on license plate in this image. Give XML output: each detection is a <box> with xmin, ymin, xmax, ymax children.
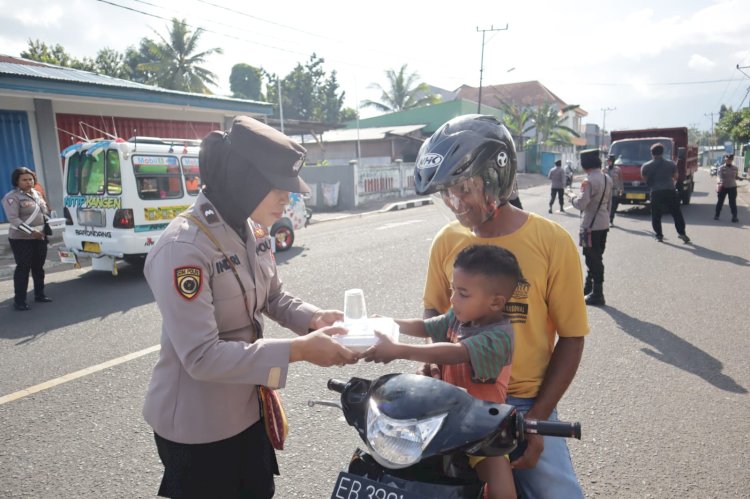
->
<box><xmin>58</xmin><ymin>248</ymin><xmax>77</xmax><ymax>264</ymax></box>
<box><xmin>625</xmin><ymin>192</ymin><xmax>646</xmax><ymax>200</ymax></box>
<box><xmin>82</xmin><ymin>242</ymin><xmax>101</xmax><ymax>253</ymax></box>
<box><xmin>77</xmin><ymin>209</ymin><xmax>105</xmax><ymax>227</ymax></box>
<box><xmin>331</xmin><ymin>472</ymin><xmax>427</xmax><ymax>499</ymax></box>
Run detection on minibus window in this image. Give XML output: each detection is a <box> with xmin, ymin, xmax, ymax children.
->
<box><xmin>80</xmin><ymin>153</ymin><xmax>106</xmax><ymax>195</ymax></box>
<box><xmin>181</xmin><ymin>157</ymin><xmax>201</xmax><ymax>195</ymax></box>
<box><xmin>132</xmin><ymin>155</ymin><xmax>184</xmax><ymax>200</ymax></box>
<box><xmin>106</xmin><ymin>150</ymin><xmax>122</xmax><ymax>195</ymax></box>
<box><xmin>66</xmin><ymin>153</ymin><xmax>82</xmax><ymax>195</ymax></box>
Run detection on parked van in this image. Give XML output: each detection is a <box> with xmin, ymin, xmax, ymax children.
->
<box><xmin>61</xmin><ymin>137</ymin><xmax>308</xmax><ymax>274</ymax></box>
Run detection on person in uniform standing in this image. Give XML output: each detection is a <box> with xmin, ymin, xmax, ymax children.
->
<box><xmin>714</xmin><ymin>153</ymin><xmax>743</xmax><ymax>223</ymax></box>
<box><xmin>1</xmin><ymin>167</ymin><xmax>52</xmax><ymax>311</ymax></box>
<box><xmin>547</xmin><ymin>159</ymin><xmax>566</xmax><ymax>213</ymax></box>
<box><xmin>568</xmin><ymin>149</ymin><xmax>611</xmax><ymax>306</ymax></box>
<box><xmin>606</xmin><ymin>154</ymin><xmax>624</xmax><ymax>226</ymax></box>
<box><xmin>142</xmin><ymin>116</ymin><xmax>358</xmax><ymax>499</ymax></box>
<box><xmin>641</xmin><ymin>143</ymin><xmax>691</xmax><ymax>243</ymax></box>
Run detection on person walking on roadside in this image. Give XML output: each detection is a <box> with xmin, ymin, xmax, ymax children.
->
<box><xmin>715</xmin><ymin>153</ymin><xmax>744</xmax><ymax>223</ymax></box>
<box><xmin>547</xmin><ymin>159</ymin><xmax>566</xmax><ymax>213</ymax></box>
<box><xmin>641</xmin><ymin>143</ymin><xmax>691</xmax><ymax>243</ymax></box>
<box><xmin>568</xmin><ymin>149</ymin><xmax>611</xmax><ymax>306</ymax></box>
<box><xmin>1</xmin><ymin>167</ymin><xmax>52</xmax><ymax>310</ymax></box>
<box><xmin>606</xmin><ymin>154</ymin><xmax>624</xmax><ymax>226</ymax></box>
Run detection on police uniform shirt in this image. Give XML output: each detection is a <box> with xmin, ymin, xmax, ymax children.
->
<box><xmin>717</xmin><ymin>163</ymin><xmax>740</xmax><ymax>189</ymax></box>
<box><xmin>548</xmin><ymin>165</ymin><xmax>566</xmax><ymax>189</ymax></box>
<box><xmin>571</xmin><ymin>170</ymin><xmax>612</xmax><ymax>231</ymax></box>
<box><xmin>1</xmin><ymin>187</ymin><xmax>48</xmax><ymax>240</ymax></box>
<box><xmin>608</xmin><ymin>164</ymin><xmax>624</xmax><ymax>193</ymax></box>
<box><xmin>143</xmin><ymin>192</ymin><xmax>318</xmax><ymax>444</ymax></box>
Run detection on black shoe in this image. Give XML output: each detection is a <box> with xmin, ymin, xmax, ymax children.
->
<box><xmin>714</xmin><ymin>215</ymin><xmax>719</xmax><ymax>220</ymax></box>
<box><xmin>656</xmin><ymin>234</ymin><xmax>664</xmax><ymax>242</ymax></box>
<box><xmin>678</xmin><ymin>234</ymin><xmax>691</xmax><ymax>244</ymax></box>
<box><xmin>560</xmin><ymin>207</ymin><xmax>565</xmax><ymax>212</ymax></box>
<box><xmin>548</xmin><ymin>207</ymin><xmax>553</xmax><ymax>214</ymax></box>
<box><xmin>732</xmin><ymin>217</ymin><xmax>739</xmax><ymax>223</ymax></box>
<box><xmin>585</xmin><ymin>293</ymin><xmax>606</xmax><ymax>306</ymax></box>
<box><xmin>35</xmin><ymin>296</ymin><xmax>52</xmax><ymax>303</ymax></box>
<box><xmin>14</xmin><ymin>302</ymin><xmax>31</xmax><ymax>311</ymax></box>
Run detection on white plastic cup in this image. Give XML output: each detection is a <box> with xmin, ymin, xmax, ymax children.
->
<box><xmin>344</xmin><ymin>288</ymin><xmax>368</xmax><ymax>332</ymax></box>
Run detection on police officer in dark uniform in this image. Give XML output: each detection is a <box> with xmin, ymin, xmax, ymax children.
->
<box><xmin>568</xmin><ymin>149</ymin><xmax>611</xmax><ymax>306</ymax></box>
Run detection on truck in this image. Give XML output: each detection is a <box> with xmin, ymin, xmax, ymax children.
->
<box><xmin>609</xmin><ymin>127</ymin><xmax>698</xmax><ymax>205</ymax></box>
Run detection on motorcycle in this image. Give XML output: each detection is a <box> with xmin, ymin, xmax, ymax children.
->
<box><xmin>309</xmin><ymin>373</ymin><xmax>581</xmax><ymax>499</ymax></box>
<box><xmin>565</xmin><ymin>165</ymin><xmax>574</xmax><ymax>188</ymax></box>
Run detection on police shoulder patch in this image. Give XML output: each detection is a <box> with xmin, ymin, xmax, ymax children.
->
<box><xmin>174</xmin><ymin>266</ymin><xmax>202</xmax><ymax>300</ymax></box>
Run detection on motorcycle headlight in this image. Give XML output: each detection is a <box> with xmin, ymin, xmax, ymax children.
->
<box><xmin>365</xmin><ymin>398</ymin><xmax>447</xmax><ymax>469</ymax></box>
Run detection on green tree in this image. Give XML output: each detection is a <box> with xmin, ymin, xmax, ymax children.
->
<box><xmin>230</xmin><ymin>63</ymin><xmax>264</xmax><ymax>100</ymax></box>
<box><xmin>716</xmin><ymin>107</ymin><xmax>750</xmax><ymax>147</ymax></box>
<box><xmin>265</xmin><ymin>54</ymin><xmax>347</xmax><ymax>123</ymax></box>
<box><xmin>361</xmin><ymin>64</ymin><xmax>440</xmax><ymax>112</ymax></box>
<box><xmin>137</xmin><ymin>18</ymin><xmax>223</xmax><ymax>93</ymax></box>
<box><xmin>94</xmin><ymin>48</ymin><xmax>130</xmax><ymax>79</ymax></box>
<box><xmin>528</xmin><ymin>103</ymin><xmax>581</xmax><ymax>147</ymax></box>
<box><xmin>497</xmin><ymin>100</ymin><xmax>535</xmax><ymax>151</ymax></box>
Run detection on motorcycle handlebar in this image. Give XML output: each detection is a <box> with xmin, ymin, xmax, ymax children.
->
<box><xmin>524</xmin><ymin>419</ymin><xmax>581</xmax><ymax>440</ymax></box>
<box><xmin>327</xmin><ymin>379</ymin><xmax>347</xmax><ymax>393</ymax></box>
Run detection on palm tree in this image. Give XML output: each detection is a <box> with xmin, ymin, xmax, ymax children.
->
<box><xmin>530</xmin><ymin>103</ymin><xmax>581</xmax><ymax>146</ymax></box>
<box><xmin>361</xmin><ymin>64</ymin><xmax>440</xmax><ymax>112</ymax></box>
<box><xmin>138</xmin><ymin>18</ymin><xmax>223</xmax><ymax>94</ymax></box>
<box><xmin>497</xmin><ymin>100</ymin><xmax>535</xmax><ymax>151</ymax></box>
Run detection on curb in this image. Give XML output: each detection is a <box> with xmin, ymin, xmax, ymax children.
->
<box><xmin>311</xmin><ymin>198</ymin><xmax>434</xmax><ymax>225</ymax></box>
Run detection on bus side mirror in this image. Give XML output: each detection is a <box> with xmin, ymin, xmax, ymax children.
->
<box><xmin>677</xmin><ymin>147</ymin><xmax>686</xmax><ymax>160</ymax></box>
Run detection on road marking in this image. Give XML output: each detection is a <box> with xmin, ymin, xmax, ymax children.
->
<box><xmin>0</xmin><ymin>344</ymin><xmax>161</xmax><ymax>406</ymax></box>
<box><xmin>375</xmin><ymin>220</ymin><xmax>422</xmax><ymax>230</ymax></box>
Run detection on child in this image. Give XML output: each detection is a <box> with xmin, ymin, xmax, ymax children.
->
<box><xmin>363</xmin><ymin>244</ymin><xmax>524</xmax><ymax>499</ymax></box>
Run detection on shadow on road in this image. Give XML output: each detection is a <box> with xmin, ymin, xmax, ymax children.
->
<box><xmin>602</xmin><ymin>306</ymin><xmax>747</xmax><ymax>394</ymax></box>
<box><xmin>664</xmin><ymin>240</ymin><xmax>750</xmax><ymax>266</ymax></box>
<box><xmin>1</xmin><ymin>263</ymin><xmax>153</xmax><ymax>344</ymax></box>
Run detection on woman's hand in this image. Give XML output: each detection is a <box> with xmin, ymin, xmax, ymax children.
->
<box><xmin>290</xmin><ymin>326</ymin><xmax>358</xmax><ymax>367</ymax></box>
<box><xmin>31</xmin><ymin>230</ymin><xmax>44</xmax><ymax>240</ymax></box>
<box><xmin>308</xmin><ymin>309</ymin><xmax>344</xmax><ymax>330</ymax></box>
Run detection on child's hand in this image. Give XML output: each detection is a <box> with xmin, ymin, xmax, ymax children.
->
<box><xmin>362</xmin><ymin>331</ymin><xmax>400</xmax><ymax>364</ymax></box>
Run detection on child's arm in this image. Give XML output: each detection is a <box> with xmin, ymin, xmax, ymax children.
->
<box><xmin>362</xmin><ymin>331</ymin><xmax>470</xmax><ymax>365</ymax></box>
<box><xmin>392</xmin><ymin>318</ymin><xmax>428</xmax><ymax>338</ymax></box>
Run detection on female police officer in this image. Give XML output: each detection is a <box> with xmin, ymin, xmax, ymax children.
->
<box><xmin>143</xmin><ymin>116</ymin><xmax>358</xmax><ymax>498</ymax></box>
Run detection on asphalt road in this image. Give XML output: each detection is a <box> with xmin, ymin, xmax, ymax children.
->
<box><xmin>0</xmin><ymin>168</ymin><xmax>748</xmax><ymax>498</ymax></box>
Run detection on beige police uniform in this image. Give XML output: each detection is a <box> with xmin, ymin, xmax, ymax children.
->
<box><xmin>571</xmin><ymin>170</ymin><xmax>612</xmax><ymax>231</ymax></box>
<box><xmin>1</xmin><ymin>188</ymin><xmax>48</xmax><ymax>239</ymax></box>
<box><xmin>143</xmin><ymin>192</ymin><xmax>318</xmax><ymax>444</ymax></box>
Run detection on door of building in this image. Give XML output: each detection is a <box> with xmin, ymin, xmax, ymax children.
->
<box><xmin>0</xmin><ymin>110</ymin><xmax>36</xmax><ymax>223</ymax></box>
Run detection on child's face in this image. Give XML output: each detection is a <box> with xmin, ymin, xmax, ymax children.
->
<box><xmin>450</xmin><ymin>267</ymin><xmax>505</xmax><ymax>324</ymax></box>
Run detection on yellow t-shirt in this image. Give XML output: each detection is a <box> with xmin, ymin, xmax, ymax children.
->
<box><xmin>423</xmin><ymin>213</ymin><xmax>590</xmax><ymax>398</ymax></box>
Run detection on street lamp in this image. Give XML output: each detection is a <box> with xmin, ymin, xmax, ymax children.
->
<box><xmin>601</xmin><ymin>107</ymin><xmax>615</xmax><ymax>149</ymax></box>
<box><xmin>476</xmin><ymin>24</ymin><xmax>508</xmax><ymax>113</ymax></box>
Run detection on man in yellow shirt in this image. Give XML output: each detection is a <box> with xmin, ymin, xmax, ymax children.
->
<box><xmin>414</xmin><ymin>115</ymin><xmax>589</xmax><ymax>499</ymax></box>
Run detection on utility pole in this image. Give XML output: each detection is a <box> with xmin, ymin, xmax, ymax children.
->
<box><xmin>476</xmin><ymin>24</ymin><xmax>508</xmax><ymax>113</ymax></box>
<box><xmin>601</xmin><ymin>107</ymin><xmax>615</xmax><ymax>149</ymax></box>
<box><xmin>704</xmin><ymin>112</ymin><xmax>716</xmax><ymax>148</ymax></box>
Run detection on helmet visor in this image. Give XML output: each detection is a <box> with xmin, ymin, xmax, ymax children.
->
<box><xmin>439</xmin><ymin>176</ymin><xmax>499</xmax><ymax>229</ymax></box>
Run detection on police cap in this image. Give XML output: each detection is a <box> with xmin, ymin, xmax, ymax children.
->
<box><xmin>554</xmin><ymin>159</ymin><xmax>562</xmax><ymax>167</ymax></box>
<box><xmin>228</xmin><ymin>115</ymin><xmax>309</xmax><ymax>193</ymax></box>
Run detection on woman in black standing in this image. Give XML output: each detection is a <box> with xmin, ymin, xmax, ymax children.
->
<box><xmin>1</xmin><ymin>167</ymin><xmax>51</xmax><ymax>310</ymax></box>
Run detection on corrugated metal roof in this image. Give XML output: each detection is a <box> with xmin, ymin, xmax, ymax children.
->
<box><xmin>0</xmin><ymin>56</ymin><xmax>272</xmax><ymax>114</ymax></box>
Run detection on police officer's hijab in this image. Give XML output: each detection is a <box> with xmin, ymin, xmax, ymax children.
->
<box><xmin>199</xmin><ymin>116</ymin><xmax>309</xmax><ymax>235</ymax></box>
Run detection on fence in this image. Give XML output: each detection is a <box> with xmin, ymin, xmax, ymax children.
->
<box><xmin>301</xmin><ymin>161</ymin><xmax>417</xmax><ymax>211</ymax></box>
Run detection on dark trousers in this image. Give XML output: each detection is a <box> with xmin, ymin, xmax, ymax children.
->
<box><xmin>549</xmin><ymin>188</ymin><xmax>564</xmax><ymax>208</ymax></box>
<box><xmin>715</xmin><ymin>186</ymin><xmax>737</xmax><ymax>217</ymax></box>
<box><xmin>650</xmin><ymin>189</ymin><xmax>686</xmax><ymax>237</ymax></box>
<box><xmin>610</xmin><ymin>195</ymin><xmax>620</xmax><ymax>223</ymax></box>
<box><xmin>9</xmin><ymin>238</ymin><xmax>47</xmax><ymax>305</ymax></box>
<box><xmin>583</xmin><ymin>229</ymin><xmax>608</xmax><ymax>285</ymax></box>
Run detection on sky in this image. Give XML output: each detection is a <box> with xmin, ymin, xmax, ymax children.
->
<box><xmin>1</xmin><ymin>0</ymin><xmax>750</xmax><ymax>132</ymax></box>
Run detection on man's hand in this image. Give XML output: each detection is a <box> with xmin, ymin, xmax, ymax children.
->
<box><xmin>417</xmin><ymin>363</ymin><xmax>442</xmax><ymax>378</ymax></box>
<box><xmin>308</xmin><ymin>309</ymin><xmax>344</xmax><ymax>330</ymax></box>
<box><xmin>510</xmin><ymin>433</ymin><xmax>544</xmax><ymax>470</ymax></box>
